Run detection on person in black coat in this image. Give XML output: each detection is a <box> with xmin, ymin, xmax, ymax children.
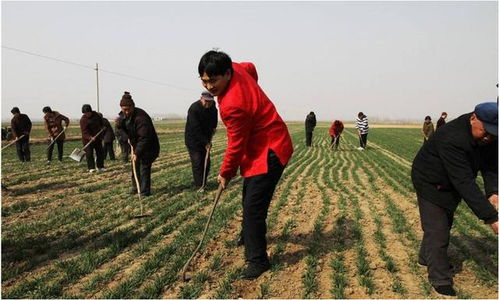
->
<box><xmin>115</xmin><ymin>115</ymin><xmax>130</xmax><ymax>162</ymax></box>
<box><xmin>411</xmin><ymin>102</ymin><xmax>498</xmax><ymax>296</ymax></box>
<box><xmin>117</xmin><ymin>91</ymin><xmax>160</xmax><ymax>196</ymax></box>
<box><xmin>10</xmin><ymin>107</ymin><xmax>32</xmax><ymax>162</ymax></box>
<box><xmin>305</xmin><ymin>111</ymin><xmax>316</xmax><ymax>147</ymax></box>
<box><xmin>99</xmin><ymin>113</ymin><xmax>116</xmax><ymax>161</ymax></box>
<box><xmin>185</xmin><ymin>91</ymin><xmax>218</xmax><ymax>188</ymax></box>
<box><xmin>80</xmin><ymin>104</ymin><xmax>105</xmax><ymax>172</ymax></box>
<box><xmin>436</xmin><ymin>112</ymin><xmax>447</xmax><ymax>130</ymax></box>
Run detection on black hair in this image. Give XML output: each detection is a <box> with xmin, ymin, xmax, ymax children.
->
<box><xmin>198</xmin><ymin>50</ymin><xmax>233</xmax><ymax>77</ymax></box>
<box><xmin>425</xmin><ymin>116</ymin><xmax>431</xmax><ymax>121</ymax></box>
<box><xmin>42</xmin><ymin>106</ymin><xmax>52</xmax><ymax>113</ymax></box>
<box><xmin>358</xmin><ymin>112</ymin><xmax>365</xmax><ymax>118</ymax></box>
<box><xmin>11</xmin><ymin>107</ymin><xmax>20</xmax><ymax>114</ymax></box>
<box><xmin>82</xmin><ymin>104</ymin><xmax>92</xmax><ymax>113</ymax></box>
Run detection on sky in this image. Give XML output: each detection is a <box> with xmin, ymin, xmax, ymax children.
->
<box><xmin>1</xmin><ymin>1</ymin><xmax>498</xmax><ymax>122</ymax></box>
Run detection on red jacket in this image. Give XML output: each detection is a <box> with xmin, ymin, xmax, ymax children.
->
<box><xmin>217</xmin><ymin>62</ymin><xmax>293</xmax><ymax>179</ymax></box>
<box><xmin>329</xmin><ymin>120</ymin><xmax>344</xmax><ymax>138</ymax></box>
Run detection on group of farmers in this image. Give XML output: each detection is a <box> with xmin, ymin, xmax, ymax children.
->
<box><xmin>305</xmin><ymin>111</ymin><xmax>369</xmax><ymax>150</ymax></box>
<box><xmin>4</xmin><ymin>50</ymin><xmax>498</xmax><ymax>294</ymax></box>
<box><xmin>8</xmin><ymin>92</ymin><xmax>160</xmax><ymax>197</ymax></box>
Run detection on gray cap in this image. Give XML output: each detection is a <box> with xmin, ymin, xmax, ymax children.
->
<box><xmin>201</xmin><ymin>91</ymin><xmax>215</xmax><ymax>101</ymax></box>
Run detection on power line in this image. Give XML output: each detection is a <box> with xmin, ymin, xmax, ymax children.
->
<box><xmin>2</xmin><ymin>45</ymin><xmax>197</xmax><ymax>91</ymax></box>
<box><xmin>2</xmin><ymin>45</ymin><xmax>94</xmax><ymax>70</ymax></box>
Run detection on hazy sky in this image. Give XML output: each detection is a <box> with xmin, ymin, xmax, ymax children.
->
<box><xmin>2</xmin><ymin>1</ymin><xmax>498</xmax><ymax>122</ymax></box>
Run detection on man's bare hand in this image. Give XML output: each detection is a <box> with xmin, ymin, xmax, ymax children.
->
<box><xmin>489</xmin><ymin>194</ymin><xmax>498</xmax><ymax>210</ymax></box>
<box><xmin>489</xmin><ymin>221</ymin><xmax>498</xmax><ymax>234</ymax></box>
<box><xmin>217</xmin><ymin>174</ymin><xmax>229</xmax><ymax>189</ymax></box>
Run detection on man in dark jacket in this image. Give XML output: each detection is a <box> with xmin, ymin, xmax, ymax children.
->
<box><xmin>436</xmin><ymin>112</ymin><xmax>447</xmax><ymax>130</ymax></box>
<box><xmin>43</xmin><ymin>106</ymin><xmax>70</xmax><ymax>163</ymax></box>
<box><xmin>117</xmin><ymin>91</ymin><xmax>160</xmax><ymax>196</ymax></box>
<box><xmin>10</xmin><ymin>107</ymin><xmax>32</xmax><ymax>162</ymax></box>
<box><xmin>305</xmin><ymin>111</ymin><xmax>316</xmax><ymax>147</ymax></box>
<box><xmin>99</xmin><ymin>113</ymin><xmax>116</xmax><ymax>161</ymax></box>
<box><xmin>185</xmin><ymin>91</ymin><xmax>218</xmax><ymax>188</ymax></box>
<box><xmin>115</xmin><ymin>116</ymin><xmax>130</xmax><ymax>162</ymax></box>
<box><xmin>411</xmin><ymin>102</ymin><xmax>498</xmax><ymax>296</ymax></box>
<box><xmin>79</xmin><ymin>104</ymin><xmax>105</xmax><ymax>172</ymax></box>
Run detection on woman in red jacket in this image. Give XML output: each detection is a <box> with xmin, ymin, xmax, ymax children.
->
<box><xmin>329</xmin><ymin>120</ymin><xmax>344</xmax><ymax>150</ymax></box>
<box><xmin>198</xmin><ymin>50</ymin><xmax>293</xmax><ymax>279</ymax></box>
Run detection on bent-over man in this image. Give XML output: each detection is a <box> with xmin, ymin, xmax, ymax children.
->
<box><xmin>100</xmin><ymin>113</ymin><xmax>116</xmax><ymax>161</ymax></box>
<box><xmin>411</xmin><ymin>102</ymin><xmax>498</xmax><ymax>296</ymax></box>
<box><xmin>329</xmin><ymin>120</ymin><xmax>344</xmax><ymax>150</ymax></box>
<box><xmin>79</xmin><ymin>104</ymin><xmax>105</xmax><ymax>172</ymax></box>
<box><xmin>198</xmin><ymin>50</ymin><xmax>293</xmax><ymax>279</ymax></box>
<box><xmin>43</xmin><ymin>106</ymin><xmax>70</xmax><ymax>163</ymax></box>
<box><xmin>117</xmin><ymin>91</ymin><xmax>160</xmax><ymax>196</ymax></box>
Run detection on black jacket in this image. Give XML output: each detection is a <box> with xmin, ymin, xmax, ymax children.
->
<box><xmin>118</xmin><ymin>107</ymin><xmax>159</xmax><ymax>164</ymax></box>
<box><xmin>114</xmin><ymin>115</ymin><xmax>129</xmax><ymax>144</ymax></box>
<box><xmin>436</xmin><ymin>117</ymin><xmax>446</xmax><ymax>130</ymax></box>
<box><xmin>411</xmin><ymin>113</ymin><xmax>498</xmax><ymax>223</ymax></box>
<box><xmin>11</xmin><ymin>114</ymin><xmax>32</xmax><ymax>138</ymax></box>
<box><xmin>184</xmin><ymin>100</ymin><xmax>218</xmax><ymax>150</ymax></box>
<box><xmin>305</xmin><ymin>113</ymin><xmax>316</xmax><ymax>133</ymax></box>
<box><xmin>102</xmin><ymin>118</ymin><xmax>116</xmax><ymax>143</ymax></box>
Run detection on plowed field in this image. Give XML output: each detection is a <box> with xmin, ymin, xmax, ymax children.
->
<box><xmin>1</xmin><ymin>122</ymin><xmax>497</xmax><ymax>299</ymax></box>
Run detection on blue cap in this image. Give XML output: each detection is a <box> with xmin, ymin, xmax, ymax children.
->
<box><xmin>474</xmin><ymin>102</ymin><xmax>498</xmax><ymax>136</ymax></box>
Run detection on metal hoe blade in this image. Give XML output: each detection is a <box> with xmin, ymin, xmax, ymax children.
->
<box><xmin>69</xmin><ymin>148</ymin><xmax>85</xmax><ymax>162</ymax></box>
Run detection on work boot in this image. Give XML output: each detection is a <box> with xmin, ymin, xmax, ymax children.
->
<box><xmin>241</xmin><ymin>262</ymin><xmax>270</xmax><ymax>280</ymax></box>
<box><xmin>46</xmin><ymin>160</ymin><xmax>51</xmax><ymax>165</ymax></box>
<box><xmin>433</xmin><ymin>285</ymin><xmax>456</xmax><ymax>296</ymax></box>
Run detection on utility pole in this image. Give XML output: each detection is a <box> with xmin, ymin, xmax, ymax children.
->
<box><xmin>95</xmin><ymin>63</ymin><xmax>100</xmax><ymax>112</ymax></box>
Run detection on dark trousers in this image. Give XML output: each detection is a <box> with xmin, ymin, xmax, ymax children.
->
<box><xmin>306</xmin><ymin>131</ymin><xmax>313</xmax><ymax>147</ymax></box>
<box><xmin>359</xmin><ymin>133</ymin><xmax>368</xmax><ymax>148</ymax></box>
<box><xmin>119</xmin><ymin>141</ymin><xmax>131</xmax><ymax>162</ymax></box>
<box><xmin>331</xmin><ymin>136</ymin><xmax>341</xmax><ymax>149</ymax></box>
<box><xmin>188</xmin><ymin>148</ymin><xmax>210</xmax><ymax>187</ymax></box>
<box><xmin>242</xmin><ymin>150</ymin><xmax>285</xmax><ymax>265</ymax></box>
<box><xmin>131</xmin><ymin>159</ymin><xmax>152</xmax><ymax>194</ymax></box>
<box><xmin>47</xmin><ymin>140</ymin><xmax>64</xmax><ymax>161</ymax></box>
<box><xmin>417</xmin><ymin>195</ymin><xmax>454</xmax><ymax>286</ymax></box>
<box><xmin>16</xmin><ymin>136</ymin><xmax>30</xmax><ymax>162</ymax></box>
<box><xmin>103</xmin><ymin>142</ymin><xmax>116</xmax><ymax>160</ymax></box>
<box><xmin>85</xmin><ymin>142</ymin><xmax>104</xmax><ymax>170</ymax></box>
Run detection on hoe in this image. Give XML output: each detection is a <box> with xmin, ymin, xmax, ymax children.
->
<box><xmin>129</xmin><ymin>140</ymin><xmax>151</xmax><ymax>219</ymax></box>
<box><xmin>69</xmin><ymin>128</ymin><xmax>105</xmax><ymax>162</ymax></box>
<box><xmin>46</xmin><ymin>127</ymin><xmax>67</xmax><ymax>150</ymax></box>
<box><xmin>1</xmin><ymin>135</ymin><xmax>25</xmax><ymax>151</ymax></box>
<box><xmin>181</xmin><ymin>183</ymin><xmax>224</xmax><ymax>281</ymax></box>
<box><xmin>197</xmin><ymin>144</ymin><xmax>211</xmax><ymax>193</ymax></box>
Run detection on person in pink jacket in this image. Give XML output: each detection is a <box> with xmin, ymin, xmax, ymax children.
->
<box><xmin>198</xmin><ymin>50</ymin><xmax>293</xmax><ymax>279</ymax></box>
